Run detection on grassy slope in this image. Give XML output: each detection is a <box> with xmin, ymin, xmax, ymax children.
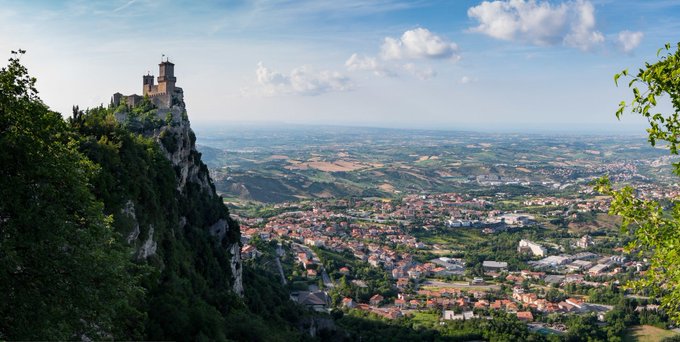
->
<box><xmin>624</xmin><ymin>325</ymin><xmax>678</xmax><ymax>342</ymax></box>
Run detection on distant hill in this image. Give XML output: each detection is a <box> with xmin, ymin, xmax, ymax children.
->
<box><xmin>197</xmin><ymin>125</ymin><xmax>669</xmax><ymax>205</ymax></box>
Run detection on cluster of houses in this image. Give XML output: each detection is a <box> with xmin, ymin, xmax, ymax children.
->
<box><xmin>235</xmin><ymin>191</ymin><xmax>650</xmax><ymax>326</ymax></box>
<box><xmin>633</xmin><ymin>181</ymin><xmax>680</xmax><ymax>201</ymax></box>
<box><xmin>391</xmin><ymin>259</ymin><xmax>466</xmax><ymax>284</ymax></box>
<box><xmin>317</xmin><ymin>240</ymin><xmax>635</xmax><ymax>322</ymax></box>
<box><xmin>338</xmin><ymin>282</ymin><xmax>581</xmax><ymax>323</ymax></box>
<box><xmin>292</xmin><ymin>243</ymin><xmax>323</xmax><ymax>279</ymax></box>
<box><xmin>512</xmin><ymin>287</ymin><xmax>588</xmax><ymax>314</ymax></box>
<box><xmin>238</xmin><ymin>206</ymin><xmax>421</xmax><ymax>274</ymax></box>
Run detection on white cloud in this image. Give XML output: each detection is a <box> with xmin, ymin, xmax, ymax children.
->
<box><xmin>467</xmin><ymin>0</ymin><xmax>605</xmax><ymax>51</ymax></box>
<box><xmin>345</xmin><ymin>27</ymin><xmax>458</xmax><ymax>81</ymax></box>
<box><xmin>460</xmin><ymin>76</ymin><xmax>473</xmax><ymax>84</ymax></box>
<box><xmin>617</xmin><ymin>30</ymin><xmax>644</xmax><ymax>53</ymax></box>
<box><xmin>380</xmin><ymin>27</ymin><xmax>460</xmax><ymax>60</ymax></box>
<box><xmin>345</xmin><ymin>53</ymin><xmax>377</xmax><ymax>71</ymax></box>
<box><xmin>467</xmin><ymin>0</ymin><xmax>567</xmax><ymax>44</ymax></box>
<box><xmin>255</xmin><ymin>62</ymin><xmax>352</xmax><ymax>96</ymax></box>
<box><xmin>345</xmin><ymin>53</ymin><xmax>396</xmax><ymax>77</ymax></box>
<box><xmin>344</xmin><ymin>53</ymin><xmax>438</xmax><ymax>80</ymax></box>
<box><xmin>563</xmin><ymin>1</ymin><xmax>604</xmax><ymax>51</ymax></box>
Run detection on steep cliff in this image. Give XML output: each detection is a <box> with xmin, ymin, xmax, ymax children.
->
<box><xmin>68</xmin><ymin>92</ymin><xmax>248</xmax><ymax>339</ymax></box>
<box><xmin>125</xmin><ymin>93</ymin><xmax>243</xmax><ymax>293</ymax></box>
<box><xmin>106</xmin><ymin>91</ymin><xmax>243</xmax><ymax>295</ymax></box>
<box><xmin>1</xmin><ymin>55</ymin><xmax>310</xmax><ymax>341</ymax></box>
<box><xmin>156</xmin><ymin>102</ymin><xmax>243</xmax><ymax>295</ymax></box>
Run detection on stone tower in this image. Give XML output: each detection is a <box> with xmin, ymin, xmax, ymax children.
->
<box><xmin>157</xmin><ymin>61</ymin><xmax>176</xmax><ymax>94</ymax></box>
<box><xmin>142</xmin><ymin>74</ymin><xmax>155</xmax><ymax>95</ymax></box>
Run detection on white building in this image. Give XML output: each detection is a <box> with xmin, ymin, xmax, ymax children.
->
<box><xmin>518</xmin><ymin>239</ymin><xmax>547</xmax><ymax>257</ymax></box>
<box><xmin>443</xmin><ymin>310</ymin><xmax>475</xmax><ymax>320</ymax></box>
<box><xmin>501</xmin><ymin>214</ymin><xmax>534</xmax><ymax>226</ymax></box>
<box><xmin>447</xmin><ymin>218</ymin><xmax>472</xmax><ymax>227</ymax></box>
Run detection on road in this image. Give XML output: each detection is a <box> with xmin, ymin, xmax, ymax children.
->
<box><xmin>275</xmin><ymin>256</ymin><xmax>287</xmax><ymax>285</ymax></box>
<box><xmin>322</xmin><ymin>269</ymin><xmax>334</xmax><ymax>288</ymax></box>
<box><xmin>275</xmin><ymin>243</ymin><xmax>287</xmax><ymax>285</ymax></box>
<box><xmin>421</xmin><ymin>279</ymin><xmax>500</xmax><ymax>291</ymax></box>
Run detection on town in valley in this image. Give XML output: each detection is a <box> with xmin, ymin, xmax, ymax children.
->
<box><xmin>196</xmin><ymin>125</ymin><xmax>679</xmax><ymax>338</ymax></box>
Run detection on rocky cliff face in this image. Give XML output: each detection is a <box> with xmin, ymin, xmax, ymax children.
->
<box><xmin>114</xmin><ymin>91</ymin><xmax>243</xmax><ymax>296</ymax></box>
<box><xmin>159</xmin><ymin>98</ymin><xmax>243</xmax><ymax>295</ymax></box>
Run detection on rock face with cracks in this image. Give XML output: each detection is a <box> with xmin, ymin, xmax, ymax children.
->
<box><xmin>114</xmin><ymin>85</ymin><xmax>243</xmax><ymax>296</ymax></box>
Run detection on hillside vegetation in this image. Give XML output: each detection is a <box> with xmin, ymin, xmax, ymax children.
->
<box><xmin>0</xmin><ymin>52</ymin><xmax>306</xmax><ymax>341</ymax></box>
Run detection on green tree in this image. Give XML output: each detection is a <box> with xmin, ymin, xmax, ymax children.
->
<box><xmin>0</xmin><ymin>51</ymin><xmax>143</xmax><ymax>340</ymax></box>
<box><xmin>597</xmin><ymin>42</ymin><xmax>680</xmax><ymax>322</ymax></box>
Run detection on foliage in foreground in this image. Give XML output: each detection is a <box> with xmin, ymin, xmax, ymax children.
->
<box><xmin>599</xmin><ymin>42</ymin><xmax>680</xmax><ymax>323</ymax></box>
<box><xmin>0</xmin><ymin>51</ymin><xmax>144</xmax><ymax>339</ymax></box>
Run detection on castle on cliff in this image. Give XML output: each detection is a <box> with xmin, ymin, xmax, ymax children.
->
<box><xmin>112</xmin><ymin>59</ymin><xmax>183</xmax><ymax>109</ymax></box>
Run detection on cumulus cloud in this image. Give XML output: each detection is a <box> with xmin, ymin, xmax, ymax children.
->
<box><xmin>459</xmin><ymin>76</ymin><xmax>473</xmax><ymax>84</ymax></box>
<box><xmin>467</xmin><ymin>0</ymin><xmax>605</xmax><ymax>51</ymax></box>
<box><xmin>255</xmin><ymin>62</ymin><xmax>353</xmax><ymax>96</ymax></box>
<box><xmin>617</xmin><ymin>30</ymin><xmax>643</xmax><ymax>53</ymax></box>
<box><xmin>563</xmin><ymin>1</ymin><xmax>604</xmax><ymax>50</ymax></box>
<box><xmin>345</xmin><ymin>27</ymin><xmax>458</xmax><ymax>81</ymax></box>
<box><xmin>380</xmin><ymin>27</ymin><xmax>460</xmax><ymax>60</ymax></box>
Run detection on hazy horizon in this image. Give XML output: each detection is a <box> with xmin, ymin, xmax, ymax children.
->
<box><xmin>190</xmin><ymin>119</ymin><xmax>649</xmax><ymax>135</ymax></box>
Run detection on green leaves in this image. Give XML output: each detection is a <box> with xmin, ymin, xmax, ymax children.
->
<box><xmin>616</xmin><ymin>101</ymin><xmax>626</xmax><ymax>119</ymax></box>
<box><xmin>0</xmin><ymin>52</ymin><xmax>143</xmax><ymax>340</ymax></box>
<box><xmin>596</xmin><ymin>174</ymin><xmax>680</xmax><ymax>321</ymax></box>
<box><xmin>600</xmin><ymin>42</ymin><xmax>680</xmax><ymax>323</ymax></box>
<box><xmin>616</xmin><ymin>43</ymin><xmax>680</xmax><ymax>173</ymax></box>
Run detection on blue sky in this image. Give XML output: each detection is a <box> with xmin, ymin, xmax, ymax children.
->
<box><xmin>1</xmin><ymin>0</ymin><xmax>679</xmax><ymax>131</ymax></box>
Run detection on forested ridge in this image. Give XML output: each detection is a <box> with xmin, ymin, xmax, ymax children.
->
<box><xmin>0</xmin><ymin>52</ymin><xmax>307</xmax><ymax>341</ymax></box>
